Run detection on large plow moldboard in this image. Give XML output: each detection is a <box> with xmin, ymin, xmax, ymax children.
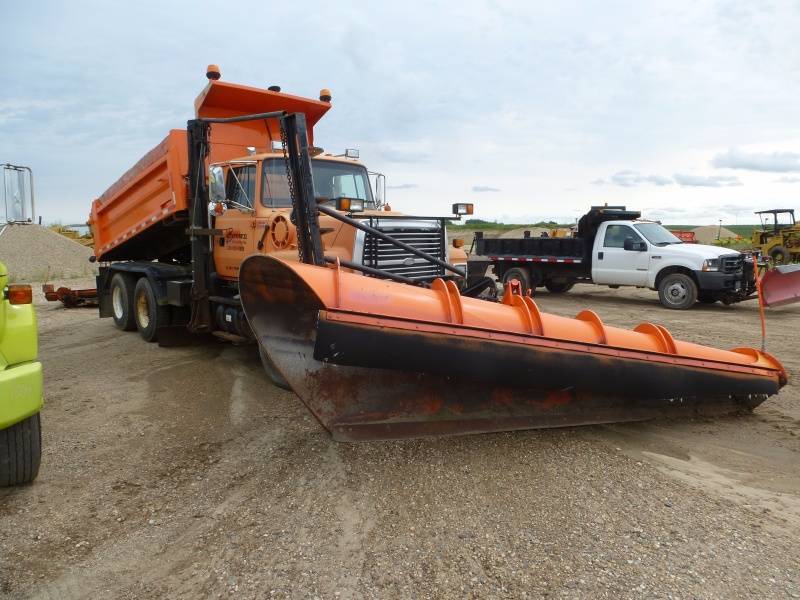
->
<box><xmin>239</xmin><ymin>255</ymin><xmax>785</xmax><ymax>441</ymax></box>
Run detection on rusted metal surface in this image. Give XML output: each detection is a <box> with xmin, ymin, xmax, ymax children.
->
<box><xmin>239</xmin><ymin>255</ymin><xmax>786</xmax><ymax>442</ymax></box>
<box><xmin>42</xmin><ymin>284</ymin><xmax>98</xmax><ymax>308</ymax></box>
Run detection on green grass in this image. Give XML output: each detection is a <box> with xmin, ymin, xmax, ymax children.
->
<box><xmin>665</xmin><ymin>224</ymin><xmax>760</xmax><ymax>238</ymax></box>
<box><xmin>449</xmin><ymin>219</ymin><xmax>568</xmax><ymax>232</ymax></box>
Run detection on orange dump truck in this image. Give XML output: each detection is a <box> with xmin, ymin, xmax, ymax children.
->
<box><xmin>88</xmin><ymin>66</ymin><xmax>469</xmax><ymax>355</ymax></box>
<box><xmin>84</xmin><ymin>66</ymin><xmax>789</xmax><ymax>441</ymax></box>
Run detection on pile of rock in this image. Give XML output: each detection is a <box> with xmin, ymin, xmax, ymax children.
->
<box><xmin>0</xmin><ymin>224</ymin><xmax>97</xmax><ymax>282</ymax></box>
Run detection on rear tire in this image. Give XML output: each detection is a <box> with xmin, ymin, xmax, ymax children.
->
<box><xmin>0</xmin><ymin>413</ymin><xmax>42</xmax><ymax>487</ymax></box>
<box><xmin>133</xmin><ymin>278</ymin><xmax>168</xmax><ymax>342</ymax></box>
<box><xmin>502</xmin><ymin>267</ymin><xmax>532</xmax><ymax>294</ymax></box>
<box><xmin>770</xmin><ymin>245</ymin><xmax>790</xmax><ymax>265</ymax></box>
<box><xmin>544</xmin><ymin>280</ymin><xmax>574</xmax><ymax>294</ymax></box>
<box><xmin>259</xmin><ymin>345</ymin><xmax>291</xmax><ymax>391</ymax></box>
<box><xmin>658</xmin><ymin>273</ymin><xmax>698</xmax><ymax>310</ymax></box>
<box><xmin>110</xmin><ymin>273</ymin><xmax>136</xmax><ymax>331</ymax></box>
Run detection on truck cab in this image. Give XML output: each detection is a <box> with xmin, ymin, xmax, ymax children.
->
<box><xmin>210</xmin><ymin>151</ymin><xmax>466</xmax><ymax>282</ymax></box>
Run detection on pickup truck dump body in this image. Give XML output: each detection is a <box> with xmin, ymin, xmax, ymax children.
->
<box><xmin>473</xmin><ymin>235</ymin><xmax>588</xmax><ymax>272</ymax></box>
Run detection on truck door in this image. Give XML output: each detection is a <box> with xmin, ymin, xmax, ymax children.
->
<box><xmin>591</xmin><ymin>223</ymin><xmax>650</xmax><ymax>285</ymax></box>
<box><xmin>213</xmin><ymin>164</ymin><xmax>258</xmax><ymax>280</ymax></box>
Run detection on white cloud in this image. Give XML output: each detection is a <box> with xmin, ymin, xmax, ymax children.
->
<box><xmin>2</xmin><ymin>1</ymin><xmax>799</xmax><ymax>224</ymax></box>
<box><xmin>386</xmin><ymin>183</ymin><xmax>418</xmax><ymax>189</ymax></box>
<box><xmin>472</xmin><ymin>186</ymin><xmax>501</xmax><ymax>193</ymax></box>
<box><xmin>774</xmin><ymin>176</ymin><xmax>800</xmax><ymax>183</ymax></box>
<box><xmin>712</xmin><ymin>148</ymin><xmax>800</xmax><ymax>172</ymax></box>
<box><xmin>609</xmin><ymin>170</ymin><xmax>673</xmax><ymax>187</ymax></box>
<box><xmin>673</xmin><ymin>174</ymin><xmax>742</xmax><ymax>187</ymax></box>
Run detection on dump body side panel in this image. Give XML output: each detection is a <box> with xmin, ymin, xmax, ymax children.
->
<box><xmin>90</xmin><ymin>130</ymin><xmax>189</xmax><ymax>262</ymax></box>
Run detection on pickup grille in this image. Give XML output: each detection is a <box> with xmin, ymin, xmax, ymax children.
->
<box><xmin>721</xmin><ymin>254</ymin><xmax>744</xmax><ymax>274</ymax></box>
<box><xmin>363</xmin><ymin>224</ymin><xmax>446</xmax><ymax>281</ymax></box>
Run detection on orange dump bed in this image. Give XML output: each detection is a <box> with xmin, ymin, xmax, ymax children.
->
<box><xmin>89</xmin><ymin>130</ymin><xmax>189</xmax><ymax>262</ymax></box>
<box><xmin>89</xmin><ymin>78</ymin><xmax>331</xmax><ymax>263</ymax></box>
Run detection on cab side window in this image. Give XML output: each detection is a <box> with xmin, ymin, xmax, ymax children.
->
<box><xmin>603</xmin><ymin>224</ymin><xmax>641</xmax><ymax>248</ymax></box>
<box><xmin>225</xmin><ymin>165</ymin><xmax>256</xmax><ymax>209</ymax></box>
<box><xmin>261</xmin><ymin>159</ymin><xmax>292</xmax><ymax>208</ymax></box>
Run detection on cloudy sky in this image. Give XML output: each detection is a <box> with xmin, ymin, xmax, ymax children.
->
<box><xmin>2</xmin><ymin>0</ymin><xmax>799</xmax><ymax>225</ymax></box>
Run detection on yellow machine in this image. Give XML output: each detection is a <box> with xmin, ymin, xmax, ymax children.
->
<box><xmin>752</xmin><ymin>209</ymin><xmax>799</xmax><ymax>264</ymax></box>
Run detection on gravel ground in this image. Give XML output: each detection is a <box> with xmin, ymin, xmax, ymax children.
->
<box><xmin>0</xmin><ymin>282</ymin><xmax>798</xmax><ymax>598</ymax></box>
<box><xmin>0</xmin><ymin>224</ymin><xmax>96</xmax><ymax>282</ymax></box>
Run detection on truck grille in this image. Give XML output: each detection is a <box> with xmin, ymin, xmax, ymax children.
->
<box><xmin>362</xmin><ymin>223</ymin><xmax>446</xmax><ymax>281</ymax></box>
<box><xmin>721</xmin><ymin>254</ymin><xmax>744</xmax><ymax>274</ymax></box>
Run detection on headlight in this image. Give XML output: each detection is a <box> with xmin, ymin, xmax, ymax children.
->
<box><xmin>702</xmin><ymin>259</ymin><xmax>720</xmax><ymax>272</ymax></box>
<box><xmin>335</xmin><ymin>198</ymin><xmax>364</xmax><ymax>212</ymax></box>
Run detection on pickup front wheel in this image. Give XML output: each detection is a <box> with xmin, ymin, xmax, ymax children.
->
<box><xmin>658</xmin><ymin>273</ymin><xmax>697</xmax><ymax>310</ymax></box>
<box><xmin>0</xmin><ymin>413</ymin><xmax>41</xmax><ymax>486</ymax></box>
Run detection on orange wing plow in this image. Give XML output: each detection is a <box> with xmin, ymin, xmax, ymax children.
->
<box><xmin>240</xmin><ymin>255</ymin><xmax>787</xmax><ymax>441</ymax></box>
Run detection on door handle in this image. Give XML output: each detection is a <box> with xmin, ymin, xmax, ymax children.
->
<box><xmin>598</xmin><ymin>251</ymin><xmax>604</xmax><ymax>260</ymax></box>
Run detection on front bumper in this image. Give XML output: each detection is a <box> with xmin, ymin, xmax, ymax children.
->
<box><xmin>0</xmin><ymin>361</ymin><xmax>43</xmax><ymax>429</ymax></box>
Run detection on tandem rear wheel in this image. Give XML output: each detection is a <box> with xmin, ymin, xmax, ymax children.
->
<box><xmin>501</xmin><ymin>267</ymin><xmax>532</xmax><ymax>294</ymax></box>
<box><xmin>133</xmin><ymin>277</ymin><xmax>169</xmax><ymax>342</ymax></box>
<box><xmin>110</xmin><ymin>273</ymin><xmax>136</xmax><ymax>331</ymax></box>
<box><xmin>544</xmin><ymin>279</ymin><xmax>574</xmax><ymax>294</ymax></box>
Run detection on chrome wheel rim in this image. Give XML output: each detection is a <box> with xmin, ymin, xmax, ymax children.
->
<box><xmin>666</xmin><ymin>281</ymin><xmax>688</xmax><ymax>304</ymax></box>
<box><xmin>112</xmin><ymin>286</ymin><xmax>124</xmax><ymax>319</ymax></box>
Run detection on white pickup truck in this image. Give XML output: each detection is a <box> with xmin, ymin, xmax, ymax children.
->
<box><xmin>467</xmin><ymin>206</ymin><xmax>756</xmax><ymax>309</ymax></box>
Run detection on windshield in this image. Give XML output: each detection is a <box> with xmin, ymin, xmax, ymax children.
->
<box><xmin>262</xmin><ymin>159</ymin><xmax>375</xmax><ymax>208</ymax></box>
<box><xmin>633</xmin><ymin>223</ymin><xmax>682</xmax><ymax>246</ymax></box>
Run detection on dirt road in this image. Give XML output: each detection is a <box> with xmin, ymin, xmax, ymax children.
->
<box><xmin>1</xmin><ymin>281</ymin><xmax>799</xmax><ymax>598</ymax></box>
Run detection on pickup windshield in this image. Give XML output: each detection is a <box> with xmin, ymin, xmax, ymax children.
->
<box><xmin>634</xmin><ymin>223</ymin><xmax>682</xmax><ymax>246</ymax></box>
<box><xmin>262</xmin><ymin>158</ymin><xmax>375</xmax><ymax>208</ymax></box>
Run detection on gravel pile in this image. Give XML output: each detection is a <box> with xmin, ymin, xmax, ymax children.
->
<box><xmin>0</xmin><ymin>223</ymin><xmax>97</xmax><ymax>282</ymax></box>
<box><xmin>692</xmin><ymin>224</ymin><xmax>738</xmax><ymax>244</ymax></box>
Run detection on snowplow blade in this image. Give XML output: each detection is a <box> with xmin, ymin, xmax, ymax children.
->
<box><xmin>761</xmin><ymin>264</ymin><xmax>800</xmax><ymax>307</ymax></box>
<box><xmin>239</xmin><ymin>255</ymin><xmax>787</xmax><ymax>442</ymax></box>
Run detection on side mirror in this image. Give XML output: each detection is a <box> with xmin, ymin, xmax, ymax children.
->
<box><xmin>209</xmin><ymin>166</ymin><xmax>226</xmax><ymax>204</ymax></box>
<box><xmin>623</xmin><ymin>238</ymin><xmax>647</xmax><ymax>252</ymax></box>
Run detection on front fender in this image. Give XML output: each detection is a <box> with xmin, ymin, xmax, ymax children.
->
<box><xmin>648</xmin><ymin>259</ymin><xmax>702</xmax><ymax>288</ymax></box>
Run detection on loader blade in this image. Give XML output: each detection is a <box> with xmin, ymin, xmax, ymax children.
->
<box><xmin>761</xmin><ymin>264</ymin><xmax>800</xmax><ymax>307</ymax></box>
<box><xmin>239</xmin><ymin>255</ymin><xmax>787</xmax><ymax>442</ymax></box>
